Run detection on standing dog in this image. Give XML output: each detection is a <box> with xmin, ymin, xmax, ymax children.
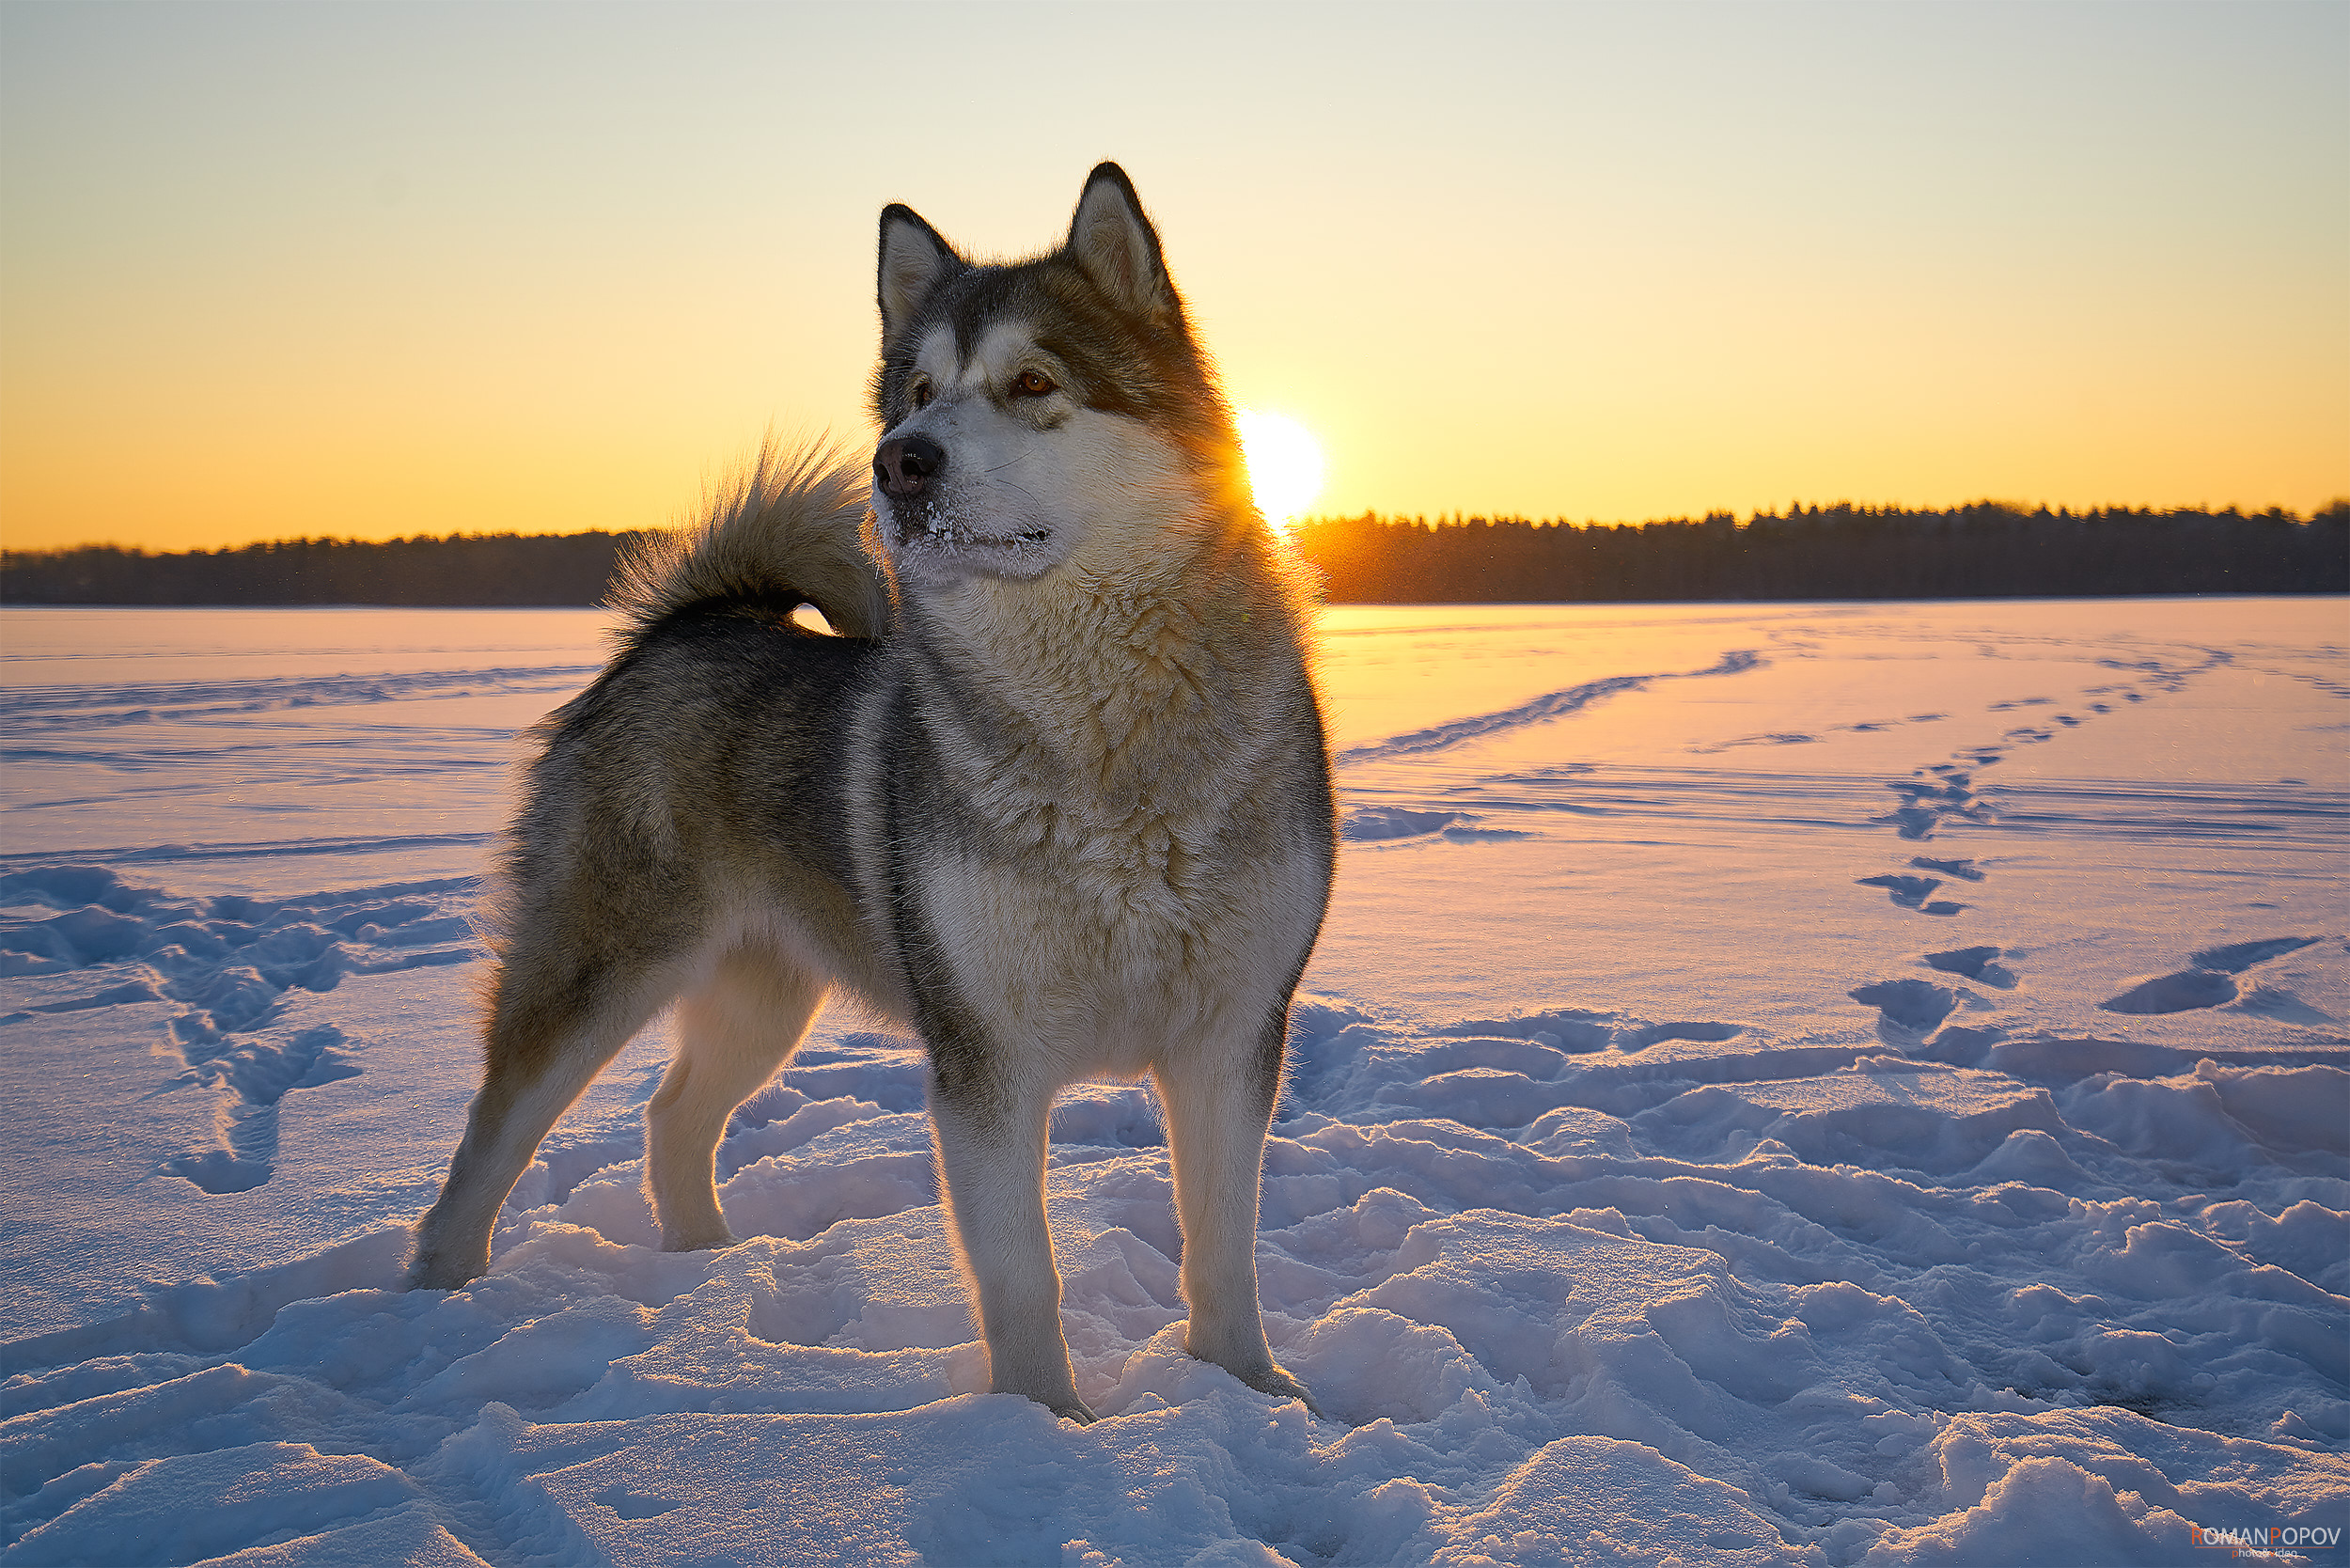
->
<box><xmin>408</xmin><ymin>164</ymin><xmax>1334</xmax><ymax>1422</ymax></box>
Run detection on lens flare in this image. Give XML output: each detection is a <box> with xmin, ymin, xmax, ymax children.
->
<box><xmin>1236</xmin><ymin>410</ymin><xmax>1325</xmax><ymax>534</ymax></box>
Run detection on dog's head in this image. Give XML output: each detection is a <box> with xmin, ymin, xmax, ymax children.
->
<box><xmin>867</xmin><ymin>164</ymin><xmax>1247</xmax><ymax>592</ymax></box>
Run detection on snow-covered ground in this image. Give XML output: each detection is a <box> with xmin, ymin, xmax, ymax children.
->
<box><xmin>3</xmin><ymin>598</ymin><xmax>2344</xmax><ymax>1567</ymax></box>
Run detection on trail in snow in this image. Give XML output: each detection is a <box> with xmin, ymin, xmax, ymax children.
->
<box><xmin>1333</xmin><ymin>650</ymin><xmax>1764</xmax><ymax>767</ymax></box>
<box><xmin>1</xmin><ymin>865</ymin><xmax>481</xmax><ymax>1195</ymax></box>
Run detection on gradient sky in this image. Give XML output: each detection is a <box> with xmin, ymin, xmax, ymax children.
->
<box><xmin>3</xmin><ymin>1</ymin><xmax>2344</xmax><ymax>552</ymax></box>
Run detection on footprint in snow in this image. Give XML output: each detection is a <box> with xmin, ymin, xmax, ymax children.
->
<box><xmin>594</xmin><ymin>1488</ymin><xmax>686</xmax><ymax>1522</ymax></box>
<box><xmin>2191</xmin><ymin>935</ymin><xmax>2321</xmax><ymax>973</ymax></box>
<box><xmin>1693</xmin><ymin>710</ymin><xmax>1951</xmax><ymax>754</ymax></box>
<box><xmin>1434</xmin><ymin>1011</ymin><xmax>1616</xmax><ymax>1054</ymax></box>
<box><xmin>1856</xmin><ymin>875</ymin><xmax>1967</xmax><ymax>917</ymax></box>
<box><xmin>1876</xmin><ymin>766</ymin><xmax>1993</xmax><ymax>841</ymax></box>
<box><xmin>2098</xmin><ymin>969</ymin><xmax>2240</xmax><ymax>1015</ymax></box>
<box><xmin>1924</xmin><ymin>947</ymin><xmax>2017</xmax><ymax>988</ymax></box>
<box><xmin>163</xmin><ymin>1026</ymin><xmax>360</xmax><ymax>1193</ymax></box>
<box><xmin>1874</xmin><ymin>679</ymin><xmax>2144</xmax><ymax>847</ymax></box>
<box><xmin>1342</xmin><ymin>806</ymin><xmax>1471</xmax><ymax>841</ymax></box>
<box><xmin>1340</xmin><ymin>807</ymin><xmax>1531</xmax><ymax>844</ymax></box>
<box><xmin>1849</xmin><ymin>979</ymin><xmax>1959</xmax><ymax>1035</ymax></box>
<box><xmin>1622</xmin><ymin>1020</ymin><xmax>1744</xmax><ymax>1049</ymax></box>
<box><xmin>2095</xmin><ymin>935</ymin><xmax>2322</xmax><ymax>1016</ymax></box>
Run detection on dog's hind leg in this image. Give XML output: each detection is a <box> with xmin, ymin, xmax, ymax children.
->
<box><xmin>1154</xmin><ymin>1014</ymin><xmax>1320</xmax><ymax>1415</ymax></box>
<box><xmin>647</xmin><ymin>946</ymin><xmax>826</xmax><ymax>1252</ymax></box>
<box><xmin>408</xmin><ymin>940</ymin><xmax>679</xmax><ymax>1291</ymax></box>
<box><xmin>930</xmin><ymin>1063</ymin><xmax>1093</xmax><ymax>1422</ymax></box>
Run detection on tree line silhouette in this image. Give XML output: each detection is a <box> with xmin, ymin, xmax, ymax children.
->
<box><xmin>3</xmin><ymin>501</ymin><xmax>2342</xmax><ymax>607</ymax></box>
<box><xmin>0</xmin><ymin>531</ymin><xmax>638</xmax><ymax>607</ymax></box>
<box><xmin>1292</xmin><ymin>501</ymin><xmax>2346</xmax><ymax>602</ymax></box>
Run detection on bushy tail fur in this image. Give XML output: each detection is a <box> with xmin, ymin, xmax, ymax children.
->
<box><xmin>609</xmin><ymin>436</ymin><xmax>888</xmax><ymax>639</ymax></box>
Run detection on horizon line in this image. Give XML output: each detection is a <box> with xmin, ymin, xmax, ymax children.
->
<box><xmin>8</xmin><ymin>494</ymin><xmax>2346</xmax><ymax>558</ymax></box>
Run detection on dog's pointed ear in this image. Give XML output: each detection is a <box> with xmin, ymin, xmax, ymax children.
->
<box><xmin>1066</xmin><ymin>163</ymin><xmax>1175</xmax><ymax>326</ymax></box>
<box><xmin>878</xmin><ymin>204</ymin><xmax>963</xmax><ymax>343</ymax></box>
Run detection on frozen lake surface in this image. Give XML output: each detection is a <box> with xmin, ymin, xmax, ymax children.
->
<box><xmin>2</xmin><ymin>599</ymin><xmax>2345</xmax><ymax>1565</ymax></box>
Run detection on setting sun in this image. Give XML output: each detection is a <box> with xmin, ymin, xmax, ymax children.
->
<box><xmin>1235</xmin><ymin>410</ymin><xmax>1325</xmax><ymax>535</ymax></box>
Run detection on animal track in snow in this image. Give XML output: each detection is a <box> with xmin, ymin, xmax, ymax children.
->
<box><xmin>0</xmin><ymin>864</ymin><xmax>479</xmax><ymax>1191</ymax></box>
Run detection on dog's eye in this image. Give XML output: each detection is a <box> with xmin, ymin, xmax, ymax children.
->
<box><xmin>1011</xmin><ymin>369</ymin><xmax>1056</xmax><ymax>399</ymax></box>
<box><xmin>909</xmin><ymin>379</ymin><xmax>933</xmax><ymax>409</ymax></box>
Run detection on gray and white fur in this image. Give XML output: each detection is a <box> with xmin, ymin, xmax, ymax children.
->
<box><xmin>408</xmin><ymin>164</ymin><xmax>1334</xmax><ymax>1422</ymax></box>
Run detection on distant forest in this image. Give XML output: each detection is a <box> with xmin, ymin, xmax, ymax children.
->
<box><xmin>3</xmin><ymin>502</ymin><xmax>2342</xmax><ymax>607</ymax></box>
<box><xmin>1294</xmin><ymin>501</ymin><xmax>2348</xmax><ymax>602</ymax></box>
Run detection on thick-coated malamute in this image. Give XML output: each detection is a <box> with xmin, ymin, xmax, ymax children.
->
<box><xmin>408</xmin><ymin>164</ymin><xmax>1334</xmax><ymax>1422</ymax></box>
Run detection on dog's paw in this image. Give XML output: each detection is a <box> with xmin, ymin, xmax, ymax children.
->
<box><xmin>658</xmin><ymin>1224</ymin><xmax>738</xmax><ymax>1254</ymax></box>
<box><xmin>1004</xmin><ymin>1388</ymin><xmax>1098</xmax><ymax>1423</ymax></box>
<box><xmin>403</xmin><ymin>1254</ymin><xmax>483</xmax><ymax>1293</ymax></box>
<box><xmin>998</xmin><ymin>1380</ymin><xmax>1096</xmax><ymax>1423</ymax></box>
<box><xmin>1228</xmin><ymin>1356</ymin><xmax>1324</xmax><ymax>1419</ymax></box>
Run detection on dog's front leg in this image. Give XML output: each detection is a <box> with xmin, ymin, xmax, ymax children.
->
<box><xmin>1155</xmin><ymin>1025</ymin><xmax>1321</xmax><ymax>1416</ymax></box>
<box><xmin>930</xmin><ymin>1072</ymin><xmax>1094</xmax><ymax>1422</ymax></box>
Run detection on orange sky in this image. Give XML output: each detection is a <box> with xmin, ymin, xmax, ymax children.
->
<box><xmin>3</xmin><ymin>3</ymin><xmax>2343</xmax><ymax>554</ymax></box>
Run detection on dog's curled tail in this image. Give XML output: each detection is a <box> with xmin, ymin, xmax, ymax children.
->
<box><xmin>609</xmin><ymin>436</ymin><xmax>889</xmax><ymax>640</ymax></box>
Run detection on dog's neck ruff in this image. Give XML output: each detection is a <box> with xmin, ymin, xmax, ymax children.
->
<box><xmin>897</xmin><ymin>507</ymin><xmax>1305</xmax><ymax>819</ymax></box>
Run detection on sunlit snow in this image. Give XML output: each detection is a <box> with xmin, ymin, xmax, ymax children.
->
<box><xmin>2</xmin><ymin>598</ymin><xmax>2344</xmax><ymax>1566</ymax></box>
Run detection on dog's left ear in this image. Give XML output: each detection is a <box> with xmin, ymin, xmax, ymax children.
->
<box><xmin>1067</xmin><ymin>163</ymin><xmax>1176</xmax><ymax>327</ymax></box>
<box><xmin>879</xmin><ymin>203</ymin><xmax>964</xmax><ymax>344</ymax></box>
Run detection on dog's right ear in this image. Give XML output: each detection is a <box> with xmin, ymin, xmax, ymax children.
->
<box><xmin>1066</xmin><ymin>164</ymin><xmax>1175</xmax><ymax>327</ymax></box>
<box><xmin>878</xmin><ymin>205</ymin><xmax>964</xmax><ymax>344</ymax></box>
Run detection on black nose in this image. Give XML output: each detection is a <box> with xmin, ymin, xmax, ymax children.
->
<box><xmin>874</xmin><ymin>434</ymin><xmax>946</xmax><ymax>498</ymax></box>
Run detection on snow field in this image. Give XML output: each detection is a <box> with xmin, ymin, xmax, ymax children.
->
<box><xmin>2</xmin><ymin>600</ymin><xmax>2345</xmax><ymax>1565</ymax></box>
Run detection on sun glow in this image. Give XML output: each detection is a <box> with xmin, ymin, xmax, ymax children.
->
<box><xmin>1236</xmin><ymin>410</ymin><xmax>1325</xmax><ymax>535</ymax></box>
